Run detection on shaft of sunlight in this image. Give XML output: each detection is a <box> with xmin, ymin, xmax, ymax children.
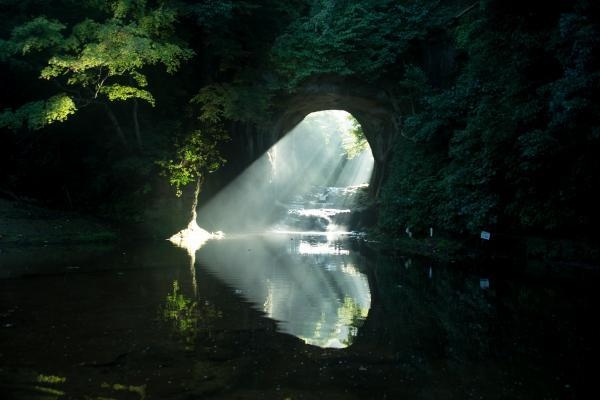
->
<box><xmin>198</xmin><ymin>110</ymin><xmax>374</xmax><ymax>235</ymax></box>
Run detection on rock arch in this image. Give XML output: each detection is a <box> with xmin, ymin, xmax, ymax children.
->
<box><xmin>267</xmin><ymin>75</ymin><xmax>398</xmax><ymax>197</ymax></box>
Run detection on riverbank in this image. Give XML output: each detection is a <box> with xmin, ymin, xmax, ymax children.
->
<box><xmin>366</xmin><ymin>230</ymin><xmax>600</xmax><ymax>269</ymax></box>
<box><xmin>0</xmin><ymin>199</ymin><xmax>117</xmax><ymax>246</ymax></box>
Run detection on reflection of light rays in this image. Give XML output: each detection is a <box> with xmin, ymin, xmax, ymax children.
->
<box><xmin>270</xmin><ymin>230</ymin><xmax>351</xmax><ymax>236</ymax></box>
<box><xmin>299</xmin><ymin>290</ymin><xmax>370</xmax><ymax>348</ymax></box>
<box><xmin>267</xmin><ymin>146</ymin><xmax>277</xmax><ymax>183</ymax></box>
<box><xmin>263</xmin><ymin>279</ymin><xmax>274</xmax><ymax>316</ymax></box>
<box><xmin>340</xmin><ymin>263</ymin><xmax>362</xmax><ymax>276</ymax></box>
<box><xmin>195</xmin><ymin>233</ymin><xmax>371</xmax><ymax>348</ymax></box>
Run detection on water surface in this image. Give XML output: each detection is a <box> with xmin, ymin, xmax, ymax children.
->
<box><xmin>1</xmin><ymin>236</ymin><xmax>598</xmax><ymax>399</ymax></box>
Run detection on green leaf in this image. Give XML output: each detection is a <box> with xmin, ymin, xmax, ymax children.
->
<box><xmin>100</xmin><ymin>84</ymin><xmax>155</xmax><ymax>106</ymax></box>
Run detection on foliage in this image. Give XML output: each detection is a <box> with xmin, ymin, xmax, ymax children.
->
<box><xmin>157</xmin><ymin>124</ymin><xmax>228</xmax><ymax>197</ymax></box>
<box><xmin>190</xmin><ymin>83</ymin><xmax>271</xmax><ymax>124</ymax></box>
<box><xmin>379</xmin><ymin>0</ymin><xmax>600</xmax><ymax>238</ymax></box>
<box><xmin>0</xmin><ymin>1</ymin><xmax>193</xmax><ymax>130</ymax></box>
<box><xmin>161</xmin><ymin>280</ymin><xmax>198</xmax><ymax>344</ymax></box>
<box><xmin>0</xmin><ymin>16</ymin><xmax>65</xmax><ymax>58</ymax></box>
<box><xmin>0</xmin><ymin>93</ymin><xmax>76</xmax><ymax>130</ymax></box>
<box><xmin>341</xmin><ymin>115</ymin><xmax>369</xmax><ymax>159</ymax></box>
<box><xmin>270</xmin><ymin>0</ymin><xmax>441</xmax><ymax>88</ymax></box>
<box><xmin>160</xmin><ymin>280</ymin><xmax>222</xmax><ymax>346</ymax></box>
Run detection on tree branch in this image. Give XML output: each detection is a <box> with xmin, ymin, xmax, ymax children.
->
<box><xmin>449</xmin><ymin>2</ymin><xmax>478</xmax><ymax>25</ymax></box>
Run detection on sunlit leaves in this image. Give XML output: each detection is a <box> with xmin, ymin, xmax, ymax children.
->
<box><xmin>2</xmin><ymin>1</ymin><xmax>193</xmax><ymax>128</ymax></box>
<box><xmin>43</xmin><ymin>93</ymin><xmax>77</xmax><ymax>124</ymax></box>
<box><xmin>100</xmin><ymin>84</ymin><xmax>155</xmax><ymax>105</ymax></box>
<box><xmin>342</xmin><ymin>116</ymin><xmax>369</xmax><ymax>159</ymax></box>
<box><xmin>0</xmin><ymin>93</ymin><xmax>76</xmax><ymax>130</ymax></box>
<box><xmin>158</xmin><ymin>125</ymin><xmax>229</xmax><ymax>197</ymax></box>
<box><xmin>39</xmin><ymin>18</ymin><xmax>194</xmax><ymax>80</ymax></box>
<box><xmin>37</xmin><ymin>374</ymin><xmax>66</xmax><ymax>384</ymax></box>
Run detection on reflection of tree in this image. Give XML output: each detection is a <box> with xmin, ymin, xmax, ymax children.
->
<box><xmin>159</xmin><ymin>280</ymin><xmax>222</xmax><ymax>348</ymax></box>
<box><xmin>338</xmin><ymin>296</ymin><xmax>369</xmax><ymax>347</ymax></box>
<box><xmin>160</xmin><ymin>280</ymin><xmax>198</xmax><ymax>346</ymax></box>
<box><xmin>304</xmin><ymin>295</ymin><xmax>369</xmax><ymax>348</ymax></box>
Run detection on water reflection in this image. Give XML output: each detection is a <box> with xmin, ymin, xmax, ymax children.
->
<box><xmin>159</xmin><ymin>280</ymin><xmax>223</xmax><ymax>348</ymax></box>
<box><xmin>2</xmin><ymin>240</ymin><xmax>599</xmax><ymax>398</ymax></box>
<box><xmin>195</xmin><ymin>233</ymin><xmax>371</xmax><ymax>348</ymax></box>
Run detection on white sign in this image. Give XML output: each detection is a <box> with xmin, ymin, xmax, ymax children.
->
<box><xmin>480</xmin><ymin>231</ymin><xmax>491</xmax><ymax>240</ymax></box>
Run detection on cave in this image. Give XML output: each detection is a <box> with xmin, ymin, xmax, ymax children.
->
<box><xmin>226</xmin><ymin>75</ymin><xmax>399</xmax><ymax>199</ymax></box>
<box><xmin>271</xmin><ymin>76</ymin><xmax>399</xmax><ymax>198</ymax></box>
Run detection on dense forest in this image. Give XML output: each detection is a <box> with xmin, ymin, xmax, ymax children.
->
<box><xmin>1</xmin><ymin>0</ymin><xmax>599</xmax><ymax>247</ymax></box>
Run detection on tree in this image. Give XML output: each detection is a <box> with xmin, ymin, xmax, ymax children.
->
<box><xmin>270</xmin><ymin>0</ymin><xmax>440</xmax><ymax>88</ymax></box>
<box><xmin>0</xmin><ymin>1</ymin><xmax>193</xmax><ymax>149</ymax></box>
<box><xmin>157</xmin><ymin>94</ymin><xmax>229</xmax><ymax>225</ymax></box>
<box><xmin>342</xmin><ymin>115</ymin><xmax>369</xmax><ymax>159</ymax></box>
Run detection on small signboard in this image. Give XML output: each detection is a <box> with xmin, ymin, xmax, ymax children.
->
<box><xmin>480</xmin><ymin>278</ymin><xmax>490</xmax><ymax>289</ymax></box>
<box><xmin>480</xmin><ymin>231</ymin><xmax>491</xmax><ymax>240</ymax></box>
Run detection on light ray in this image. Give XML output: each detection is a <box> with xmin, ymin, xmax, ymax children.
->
<box><xmin>197</xmin><ymin>110</ymin><xmax>374</xmax><ymax>235</ymax></box>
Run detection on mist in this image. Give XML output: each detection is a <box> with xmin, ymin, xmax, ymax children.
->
<box><xmin>198</xmin><ymin>110</ymin><xmax>374</xmax><ymax>234</ymax></box>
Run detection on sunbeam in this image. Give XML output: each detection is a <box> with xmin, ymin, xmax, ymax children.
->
<box><xmin>198</xmin><ymin>110</ymin><xmax>374</xmax><ymax>235</ymax></box>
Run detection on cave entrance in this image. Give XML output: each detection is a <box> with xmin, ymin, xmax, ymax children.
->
<box><xmin>272</xmin><ymin>110</ymin><xmax>374</xmax><ymax>190</ymax></box>
<box><xmin>264</xmin><ymin>109</ymin><xmax>374</xmax><ymax>233</ymax></box>
<box><xmin>197</xmin><ymin>110</ymin><xmax>374</xmax><ymax>234</ymax></box>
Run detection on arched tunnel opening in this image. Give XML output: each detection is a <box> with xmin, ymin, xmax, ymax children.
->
<box><xmin>271</xmin><ymin>110</ymin><xmax>373</xmax><ymax>191</ymax></box>
<box><xmin>197</xmin><ymin>109</ymin><xmax>375</xmax><ymax>235</ymax></box>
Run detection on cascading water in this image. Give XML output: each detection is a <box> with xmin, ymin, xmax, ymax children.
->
<box><xmin>271</xmin><ymin>184</ymin><xmax>368</xmax><ymax>235</ymax></box>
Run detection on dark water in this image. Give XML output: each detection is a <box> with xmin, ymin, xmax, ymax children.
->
<box><xmin>1</xmin><ymin>235</ymin><xmax>598</xmax><ymax>399</ymax></box>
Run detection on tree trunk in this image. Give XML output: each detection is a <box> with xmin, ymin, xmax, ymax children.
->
<box><xmin>189</xmin><ymin>175</ymin><xmax>203</xmax><ymax>225</ymax></box>
<box><xmin>104</xmin><ymin>104</ymin><xmax>128</xmax><ymax>147</ymax></box>
<box><xmin>132</xmin><ymin>99</ymin><xmax>142</xmax><ymax>150</ymax></box>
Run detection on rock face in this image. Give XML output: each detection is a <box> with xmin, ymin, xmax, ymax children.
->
<box><xmin>268</xmin><ymin>75</ymin><xmax>398</xmax><ymax>198</ymax></box>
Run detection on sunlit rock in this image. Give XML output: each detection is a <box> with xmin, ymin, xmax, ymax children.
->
<box><xmin>168</xmin><ymin>219</ymin><xmax>224</xmax><ymax>253</ymax></box>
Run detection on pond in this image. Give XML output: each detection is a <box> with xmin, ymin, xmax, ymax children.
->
<box><xmin>1</xmin><ymin>232</ymin><xmax>598</xmax><ymax>399</ymax></box>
